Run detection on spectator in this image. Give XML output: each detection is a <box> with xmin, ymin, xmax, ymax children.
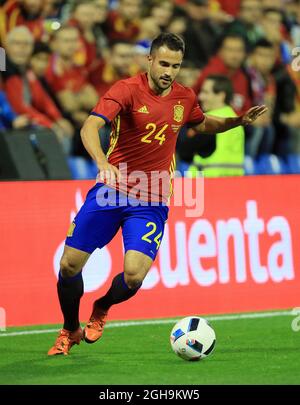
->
<box><xmin>167</xmin><ymin>12</ymin><xmax>187</xmax><ymax>37</ymax></box>
<box><xmin>284</xmin><ymin>64</ymin><xmax>300</xmax><ymax>127</ymax></box>
<box><xmin>261</xmin><ymin>0</ymin><xmax>283</xmax><ymax>10</ymax></box>
<box><xmin>272</xmin><ymin>61</ymin><xmax>297</xmax><ymax>156</ymax></box>
<box><xmin>46</xmin><ymin>25</ymin><xmax>98</xmax><ymax>127</ymax></box>
<box><xmin>94</xmin><ymin>0</ymin><xmax>109</xmax><ymax>24</ymax></box>
<box><xmin>281</xmin><ymin>64</ymin><xmax>300</xmax><ymax>153</ymax></box>
<box><xmin>193</xmin><ymin>34</ymin><xmax>252</xmax><ymax>115</ymax></box>
<box><xmin>89</xmin><ymin>38</ymin><xmax>136</xmax><ymax>153</ymax></box>
<box><xmin>177</xmin><ymin>0</ymin><xmax>233</xmax><ymax>23</ymax></box>
<box><xmin>104</xmin><ymin>0</ymin><xmax>142</xmax><ymax>42</ymax></box>
<box><xmin>30</xmin><ymin>40</ymin><xmax>51</xmax><ymax>76</ymax></box>
<box><xmin>46</xmin><ymin>24</ymin><xmax>98</xmax><ymax>155</ymax></box>
<box><xmin>3</xmin><ymin>26</ymin><xmax>72</xmax><ymax>151</ymax></box>
<box><xmin>0</xmin><ymin>0</ymin><xmax>46</xmax><ymax>44</ymax></box>
<box><xmin>290</xmin><ymin>1</ymin><xmax>300</xmax><ymax>46</ymax></box>
<box><xmin>68</xmin><ymin>0</ymin><xmax>99</xmax><ymax>71</ymax></box>
<box><xmin>176</xmin><ymin>60</ymin><xmax>200</xmax><ymax>88</ymax></box>
<box><xmin>181</xmin><ymin>75</ymin><xmax>245</xmax><ymax>177</ymax></box>
<box><xmin>225</xmin><ymin>0</ymin><xmax>264</xmax><ymax>51</ymax></box>
<box><xmin>138</xmin><ymin>16</ymin><xmax>161</xmax><ymax>42</ymax></box>
<box><xmin>216</xmin><ymin>0</ymin><xmax>242</xmax><ymax>17</ymax></box>
<box><xmin>149</xmin><ymin>0</ymin><xmax>174</xmax><ymax>31</ymax></box>
<box><xmin>89</xmin><ymin>40</ymin><xmax>135</xmax><ymax>97</ymax></box>
<box><xmin>134</xmin><ymin>40</ymin><xmax>152</xmax><ymax>74</ymax></box>
<box><xmin>246</xmin><ymin>39</ymin><xmax>277</xmax><ymax>157</ymax></box>
<box><xmin>179</xmin><ymin>0</ymin><xmax>223</xmax><ymax>68</ymax></box>
<box><xmin>257</xmin><ymin>7</ymin><xmax>299</xmax><ymax>156</ymax></box>
<box><xmin>42</xmin><ymin>0</ymin><xmax>66</xmax><ymax>20</ymax></box>
<box><xmin>260</xmin><ymin>8</ymin><xmax>293</xmax><ymax>64</ymax></box>
<box><xmin>30</xmin><ymin>41</ymin><xmax>74</xmax><ymax>133</ymax></box>
<box><xmin>93</xmin><ymin>0</ymin><xmax>110</xmax><ymax>58</ymax></box>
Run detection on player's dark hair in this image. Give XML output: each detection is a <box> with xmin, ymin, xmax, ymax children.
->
<box><xmin>150</xmin><ymin>33</ymin><xmax>185</xmax><ymax>56</ymax></box>
<box><xmin>206</xmin><ymin>74</ymin><xmax>234</xmax><ymax>104</ymax></box>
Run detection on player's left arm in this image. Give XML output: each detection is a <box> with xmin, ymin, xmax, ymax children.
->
<box><xmin>192</xmin><ymin>105</ymin><xmax>268</xmax><ymax>134</ymax></box>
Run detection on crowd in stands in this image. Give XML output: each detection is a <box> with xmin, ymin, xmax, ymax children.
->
<box><xmin>0</xmin><ymin>0</ymin><xmax>300</xmax><ymax>178</ymax></box>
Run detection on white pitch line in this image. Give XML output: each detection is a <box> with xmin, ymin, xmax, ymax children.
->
<box><xmin>0</xmin><ymin>310</ymin><xmax>293</xmax><ymax>337</ymax></box>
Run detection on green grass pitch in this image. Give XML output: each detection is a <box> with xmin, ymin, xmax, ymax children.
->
<box><xmin>0</xmin><ymin>312</ymin><xmax>299</xmax><ymax>385</ymax></box>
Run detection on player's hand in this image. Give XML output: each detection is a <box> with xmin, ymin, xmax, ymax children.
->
<box><xmin>241</xmin><ymin>105</ymin><xmax>268</xmax><ymax>126</ymax></box>
<box><xmin>97</xmin><ymin>161</ymin><xmax>121</xmax><ymax>185</ymax></box>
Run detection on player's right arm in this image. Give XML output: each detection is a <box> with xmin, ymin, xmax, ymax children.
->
<box><xmin>80</xmin><ymin>115</ymin><xmax>121</xmax><ymax>184</ymax></box>
<box><xmin>81</xmin><ymin>80</ymin><xmax>132</xmax><ymax>183</ymax></box>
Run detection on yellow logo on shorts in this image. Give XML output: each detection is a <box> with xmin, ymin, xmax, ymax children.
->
<box><xmin>67</xmin><ymin>222</ymin><xmax>76</xmax><ymax>237</ymax></box>
<box><xmin>173</xmin><ymin>104</ymin><xmax>184</xmax><ymax>123</ymax></box>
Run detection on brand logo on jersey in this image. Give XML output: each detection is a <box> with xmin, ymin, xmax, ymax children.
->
<box><xmin>138</xmin><ymin>106</ymin><xmax>149</xmax><ymax>114</ymax></box>
<box><xmin>174</xmin><ymin>104</ymin><xmax>184</xmax><ymax>122</ymax></box>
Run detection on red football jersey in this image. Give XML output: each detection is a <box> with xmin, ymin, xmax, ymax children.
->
<box><xmin>91</xmin><ymin>73</ymin><xmax>205</xmax><ymax>202</ymax></box>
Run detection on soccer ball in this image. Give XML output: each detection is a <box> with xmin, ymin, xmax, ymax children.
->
<box><xmin>170</xmin><ymin>316</ymin><xmax>216</xmax><ymax>361</ymax></box>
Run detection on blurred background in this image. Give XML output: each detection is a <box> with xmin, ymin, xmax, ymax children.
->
<box><xmin>0</xmin><ymin>0</ymin><xmax>300</xmax><ymax>180</ymax></box>
<box><xmin>1</xmin><ymin>5</ymin><xmax>300</xmax><ymax>387</ymax></box>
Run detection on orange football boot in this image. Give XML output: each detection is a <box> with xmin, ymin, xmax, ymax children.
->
<box><xmin>84</xmin><ymin>308</ymin><xmax>108</xmax><ymax>344</ymax></box>
<box><xmin>47</xmin><ymin>327</ymin><xmax>83</xmax><ymax>356</ymax></box>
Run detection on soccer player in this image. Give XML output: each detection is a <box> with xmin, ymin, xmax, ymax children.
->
<box><xmin>48</xmin><ymin>33</ymin><xmax>267</xmax><ymax>355</ymax></box>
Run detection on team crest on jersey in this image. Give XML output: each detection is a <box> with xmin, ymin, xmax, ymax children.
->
<box><xmin>173</xmin><ymin>104</ymin><xmax>184</xmax><ymax>122</ymax></box>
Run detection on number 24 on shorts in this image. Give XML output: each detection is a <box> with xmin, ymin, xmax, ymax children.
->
<box><xmin>141</xmin><ymin>222</ymin><xmax>163</xmax><ymax>250</ymax></box>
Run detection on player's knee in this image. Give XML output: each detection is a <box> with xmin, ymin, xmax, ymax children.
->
<box><xmin>124</xmin><ymin>273</ymin><xmax>143</xmax><ymax>289</ymax></box>
<box><xmin>124</xmin><ymin>263</ymin><xmax>145</xmax><ymax>289</ymax></box>
<box><xmin>60</xmin><ymin>257</ymin><xmax>81</xmax><ymax>279</ymax></box>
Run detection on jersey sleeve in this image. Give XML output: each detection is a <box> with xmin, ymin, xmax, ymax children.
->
<box><xmin>90</xmin><ymin>80</ymin><xmax>132</xmax><ymax>123</ymax></box>
<box><xmin>185</xmin><ymin>91</ymin><xmax>205</xmax><ymax>127</ymax></box>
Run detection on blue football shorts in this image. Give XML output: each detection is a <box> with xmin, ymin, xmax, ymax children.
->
<box><xmin>65</xmin><ymin>183</ymin><xmax>169</xmax><ymax>261</ymax></box>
